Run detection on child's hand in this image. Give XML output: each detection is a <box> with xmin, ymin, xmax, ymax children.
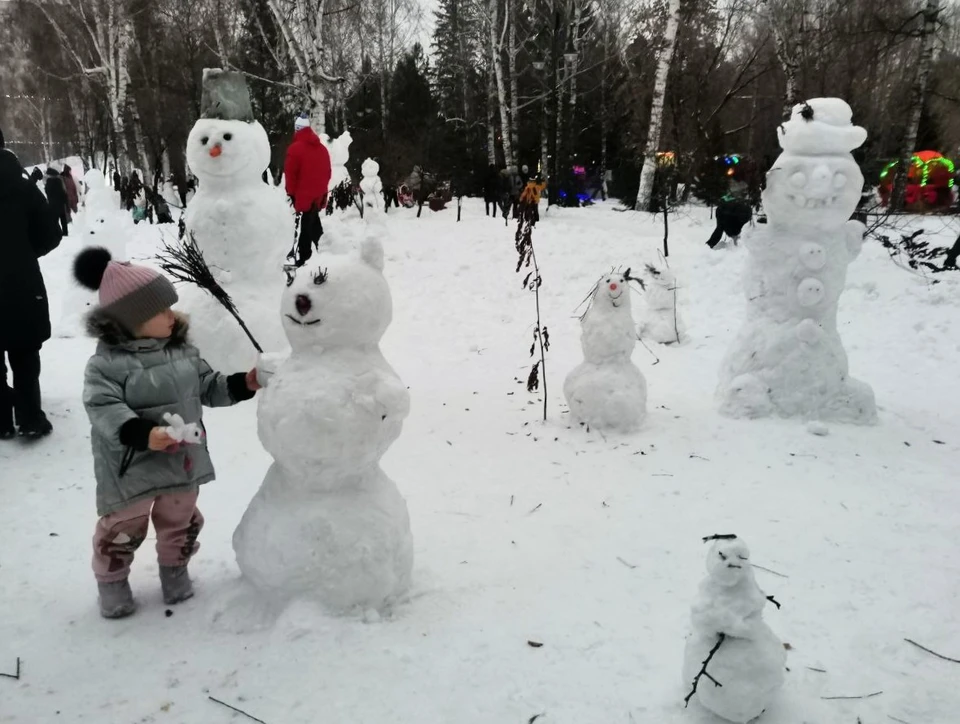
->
<box><xmin>245</xmin><ymin>368</ymin><xmax>261</xmax><ymax>392</ymax></box>
<box><xmin>148</xmin><ymin>427</ymin><xmax>178</xmax><ymax>452</ymax></box>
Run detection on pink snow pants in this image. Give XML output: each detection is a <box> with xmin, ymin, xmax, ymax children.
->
<box><xmin>92</xmin><ymin>491</ymin><xmax>204</xmax><ymax>583</ymax></box>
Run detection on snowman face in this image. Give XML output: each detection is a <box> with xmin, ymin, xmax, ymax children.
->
<box><xmin>763</xmin><ymin>153</ymin><xmax>862</xmax><ymax>228</ymax></box>
<box><xmin>186</xmin><ymin>119</ymin><xmax>269</xmax><ymax>180</ymax></box>
<box><xmin>281</xmin><ymin>253</ymin><xmax>391</xmax><ymax>351</ymax></box>
<box><xmin>705</xmin><ymin>539</ymin><xmax>752</xmax><ymax>587</ymax></box>
<box><xmin>595</xmin><ymin>273</ymin><xmax>629</xmax><ymax>309</ymax></box>
<box><xmin>83</xmin><ymin>169</ymin><xmax>105</xmax><ymax>191</ymax></box>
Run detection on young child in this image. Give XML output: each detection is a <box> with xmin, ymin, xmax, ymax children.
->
<box><xmin>74</xmin><ymin>247</ymin><xmax>260</xmax><ymax>619</ymax></box>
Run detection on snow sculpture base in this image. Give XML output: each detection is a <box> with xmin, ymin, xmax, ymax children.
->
<box><xmin>717</xmin><ymin>98</ymin><xmax>877</xmax><ymax>424</ymax></box>
<box><xmin>232</xmin><ymin>233</ymin><xmax>412</xmax><ymax>614</ymax></box>
<box><xmin>564</xmin><ymin>270</ymin><xmax>647</xmax><ymax>432</ymax></box>
<box><xmin>234</xmin><ymin>462</ymin><xmax>412</xmax><ymax>612</ymax></box>
<box><xmin>683</xmin><ymin>627</ymin><xmax>785</xmax><ymax>723</ymax></box>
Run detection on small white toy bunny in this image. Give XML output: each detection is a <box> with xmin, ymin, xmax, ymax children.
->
<box><xmin>162</xmin><ymin>412</ymin><xmax>204</xmax><ymax>444</ymax></box>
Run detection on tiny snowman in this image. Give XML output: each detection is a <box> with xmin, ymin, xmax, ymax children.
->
<box><xmin>324</xmin><ymin>130</ymin><xmax>353</xmax><ymax>194</ymax></box>
<box><xmin>682</xmin><ymin>536</ymin><xmax>785</xmax><ymax>723</ymax></box>
<box><xmin>359</xmin><ymin>158</ymin><xmax>383</xmax><ymax>214</ymax></box>
<box><xmin>638</xmin><ymin>263</ymin><xmax>685</xmax><ymax>345</ymax></box>
<box><xmin>233</xmin><ymin>232</ymin><xmax>413</xmax><ymax>614</ymax></box>
<box><xmin>564</xmin><ymin>269</ymin><xmax>647</xmax><ymax>432</ymax></box>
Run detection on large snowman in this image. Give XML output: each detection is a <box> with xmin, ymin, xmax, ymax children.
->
<box><xmin>181</xmin><ymin>69</ymin><xmax>292</xmax><ymax>369</ymax></box>
<box><xmin>718</xmin><ymin>98</ymin><xmax>877</xmax><ymax>424</ymax></box>
<box><xmin>682</xmin><ymin>537</ymin><xmax>785</xmax><ymax>722</ymax></box>
<box><xmin>233</xmin><ymin>231</ymin><xmax>413</xmax><ymax>614</ymax></box>
<box><xmin>564</xmin><ymin>270</ymin><xmax>647</xmax><ymax>432</ymax></box>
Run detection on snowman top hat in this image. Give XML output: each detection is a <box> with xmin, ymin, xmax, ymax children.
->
<box><xmin>777</xmin><ymin>98</ymin><xmax>867</xmax><ymax>156</ymax></box>
<box><xmin>200</xmin><ymin>68</ymin><xmax>255</xmax><ymax>123</ymax></box>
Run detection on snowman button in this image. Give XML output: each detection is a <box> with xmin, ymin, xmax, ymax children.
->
<box><xmin>797</xmin><ymin>278</ymin><xmax>825</xmax><ymax>307</ymax></box>
<box><xmin>798</xmin><ymin>242</ymin><xmax>827</xmax><ymax>270</ymax></box>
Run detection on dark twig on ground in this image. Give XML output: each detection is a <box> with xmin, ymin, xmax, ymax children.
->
<box><xmin>684</xmin><ymin>633</ymin><xmax>726</xmax><ymax>707</ymax></box>
<box><xmin>208</xmin><ymin>696</ymin><xmax>268</xmax><ymax>723</ymax></box>
<box><xmin>821</xmin><ymin>691</ymin><xmax>883</xmax><ymax>701</ymax></box>
<box><xmin>156</xmin><ymin>233</ymin><xmax>263</xmax><ymax>352</ymax></box>
<box><xmin>904</xmin><ymin>638</ymin><xmax>960</xmax><ymax>664</ymax></box>
<box><xmin>0</xmin><ymin>658</ymin><xmax>20</xmax><ymax>680</ymax></box>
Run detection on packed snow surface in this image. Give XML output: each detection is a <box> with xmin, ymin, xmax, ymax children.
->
<box><xmin>1</xmin><ymin>200</ymin><xmax>958</xmax><ymax>724</ymax></box>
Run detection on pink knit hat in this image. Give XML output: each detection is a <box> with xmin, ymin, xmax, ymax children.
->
<box><xmin>74</xmin><ymin>247</ymin><xmax>178</xmax><ymax>331</ymax></box>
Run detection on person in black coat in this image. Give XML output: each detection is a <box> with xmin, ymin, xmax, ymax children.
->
<box><xmin>0</xmin><ymin>150</ymin><xmax>62</xmax><ymax>438</ymax></box>
<box><xmin>44</xmin><ymin>167</ymin><xmax>70</xmax><ymax>237</ymax></box>
<box><xmin>483</xmin><ymin>164</ymin><xmax>499</xmax><ymax>217</ymax></box>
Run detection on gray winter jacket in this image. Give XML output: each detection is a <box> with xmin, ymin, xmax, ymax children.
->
<box><xmin>83</xmin><ymin>312</ymin><xmax>253</xmax><ymax>516</ymax></box>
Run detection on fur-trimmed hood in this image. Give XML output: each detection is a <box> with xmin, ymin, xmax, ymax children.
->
<box><xmin>86</xmin><ymin>309</ymin><xmax>190</xmax><ymax>348</ymax></box>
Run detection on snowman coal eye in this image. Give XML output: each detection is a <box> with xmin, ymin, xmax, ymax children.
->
<box><xmin>832</xmin><ymin>172</ymin><xmax>846</xmax><ymax>189</ymax></box>
<box><xmin>223</xmin><ymin>133</ymin><xmax>233</xmax><ymax>141</ymax></box>
<box><xmin>718</xmin><ymin>552</ymin><xmax>727</xmax><ymax>561</ymax></box>
<box><xmin>737</xmin><ymin>555</ymin><xmax>747</xmax><ymax>560</ymax></box>
<box><xmin>790</xmin><ymin>172</ymin><xmax>806</xmax><ymax>188</ymax></box>
<box><xmin>200</xmin><ymin>136</ymin><xmax>209</xmax><ymax>145</ymax></box>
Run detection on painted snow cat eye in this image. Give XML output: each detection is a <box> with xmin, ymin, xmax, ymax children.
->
<box><xmin>312</xmin><ymin>267</ymin><xmax>328</xmax><ymax>285</ymax></box>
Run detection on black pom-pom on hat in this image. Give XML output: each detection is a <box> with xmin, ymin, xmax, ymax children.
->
<box><xmin>74</xmin><ymin>247</ymin><xmax>112</xmax><ymax>290</ymax></box>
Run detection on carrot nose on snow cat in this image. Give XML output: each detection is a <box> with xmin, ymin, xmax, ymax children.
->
<box><xmin>209</xmin><ymin>144</ymin><xmax>222</xmax><ymax>158</ymax></box>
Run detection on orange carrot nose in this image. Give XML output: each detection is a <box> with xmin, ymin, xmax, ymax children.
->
<box><xmin>209</xmin><ymin>144</ymin><xmax>222</xmax><ymax>158</ymax></box>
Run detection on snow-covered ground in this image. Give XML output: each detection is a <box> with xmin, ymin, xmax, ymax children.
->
<box><xmin>1</xmin><ymin>200</ymin><xmax>958</xmax><ymax>724</ymax></box>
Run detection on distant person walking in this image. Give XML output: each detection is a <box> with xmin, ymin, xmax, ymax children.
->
<box><xmin>62</xmin><ymin>164</ymin><xmax>80</xmax><ymax>217</ymax></box>
<box><xmin>483</xmin><ymin>164</ymin><xmax>500</xmax><ymax>217</ymax></box>
<box><xmin>284</xmin><ymin>113</ymin><xmax>331</xmax><ymax>267</ymax></box>
<box><xmin>44</xmin><ymin>167</ymin><xmax>70</xmax><ymax>236</ymax></box>
<box><xmin>0</xmin><ymin>145</ymin><xmax>63</xmax><ymax>438</ymax></box>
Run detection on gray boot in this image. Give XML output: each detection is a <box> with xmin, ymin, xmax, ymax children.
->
<box><xmin>98</xmin><ymin>579</ymin><xmax>136</xmax><ymax>619</ymax></box>
<box><xmin>159</xmin><ymin>565</ymin><xmax>194</xmax><ymax>604</ymax></box>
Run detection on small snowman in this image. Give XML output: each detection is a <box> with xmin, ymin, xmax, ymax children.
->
<box><xmin>564</xmin><ymin>270</ymin><xmax>647</xmax><ymax>432</ymax></box>
<box><xmin>325</xmin><ymin>130</ymin><xmax>353</xmax><ymax>194</ymax></box>
<box><xmin>638</xmin><ymin>263</ymin><xmax>684</xmax><ymax>345</ymax></box>
<box><xmin>682</xmin><ymin>536</ymin><xmax>785</xmax><ymax>723</ymax></box>
<box><xmin>232</xmin><ymin>232</ymin><xmax>413</xmax><ymax>614</ymax></box>
<box><xmin>718</xmin><ymin>98</ymin><xmax>876</xmax><ymax>423</ymax></box>
<box><xmin>360</xmin><ymin>158</ymin><xmax>384</xmax><ymax>213</ymax></box>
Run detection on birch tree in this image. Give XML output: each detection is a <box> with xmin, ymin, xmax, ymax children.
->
<box><xmin>266</xmin><ymin>0</ymin><xmax>345</xmax><ymax>133</ymax></box>
<box><xmin>892</xmin><ymin>0</ymin><xmax>941</xmax><ymax>211</ymax></box>
<box><xmin>489</xmin><ymin>0</ymin><xmax>515</xmax><ymax>167</ymax></box>
<box><xmin>636</xmin><ymin>0</ymin><xmax>681</xmax><ymax>211</ymax></box>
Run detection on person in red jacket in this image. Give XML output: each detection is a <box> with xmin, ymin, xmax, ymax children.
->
<box><xmin>284</xmin><ymin>114</ymin><xmax>332</xmax><ymax>266</ymax></box>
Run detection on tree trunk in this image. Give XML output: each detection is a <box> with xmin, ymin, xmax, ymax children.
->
<box><xmin>507</xmin><ymin>0</ymin><xmax>520</xmax><ymax>161</ymax></box>
<box><xmin>635</xmin><ymin>0</ymin><xmax>681</xmax><ymax>211</ymax></box>
<box><xmin>490</xmin><ymin>0</ymin><xmax>514</xmax><ymax>168</ymax></box>
<box><xmin>486</xmin><ymin>70</ymin><xmax>498</xmax><ymax>165</ymax></box>
<box><xmin>892</xmin><ymin>0</ymin><xmax>940</xmax><ymax>212</ymax></box>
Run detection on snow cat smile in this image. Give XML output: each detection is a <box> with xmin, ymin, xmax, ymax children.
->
<box><xmin>285</xmin><ymin>314</ymin><xmax>321</xmax><ymax>326</ymax></box>
<box><xmin>784</xmin><ymin>193</ymin><xmax>840</xmax><ymax>209</ymax></box>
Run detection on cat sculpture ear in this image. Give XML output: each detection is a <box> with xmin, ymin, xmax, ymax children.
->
<box><xmin>360</xmin><ymin>234</ymin><xmax>385</xmax><ymax>271</ymax></box>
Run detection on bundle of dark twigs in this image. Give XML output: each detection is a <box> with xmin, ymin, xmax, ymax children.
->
<box><xmin>155</xmin><ymin>233</ymin><xmax>263</xmax><ymax>353</ymax></box>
